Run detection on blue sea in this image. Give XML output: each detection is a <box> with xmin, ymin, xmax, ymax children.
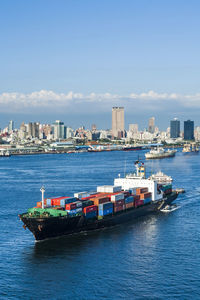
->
<box><xmin>0</xmin><ymin>150</ymin><xmax>200</xmax><ymax>299</ymax></box>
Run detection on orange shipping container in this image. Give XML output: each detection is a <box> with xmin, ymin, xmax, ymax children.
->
<box><xmin>139</xmin><ymin>192</ymin><xmax>152</xmax><ymax>200</ymax></box>
<box><xmin>36</xmin><ymin>202</ymin><xmax>42</xmax><ymax>208</ymax></box>
<box><xmin>136</xmin><ymin>187</ymin><xmax>148</xmax><ymax>195</ymax></box>
<box><xmin>91</xmin><ymin>197</ymin><xmax>110</xmax><ymax>206</ymax></box>
<box><xmin>125</xmin><ymin>202</ymin><xmax>134</xmax><ymax>209</ymax></box>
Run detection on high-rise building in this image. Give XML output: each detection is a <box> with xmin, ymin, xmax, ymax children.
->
<box><xmin>184</xmin><ymin>120</ymin><xmax>194</xmax><ymax>140</ymax></box>
<box><xmin>112</xmin><ymin>107</ymin><xmax>124</xmax><ymax>138</ymax></box>
<box><xmin>27</xmin><ymin>122</ymin><xmax>39</xmax><ymax>138</ymax></box>
<box><xmin>53</xmin><ymin>120</ymin><xmax>66</xmax><ymax>139</ymax></box>
<box><xmin>148</xmin><ymin>117</ymin><xmax>155</xmax><ymax>133</ymax></box>
<box><xmin>19</xmin><ymin>122</ymin><xmax>27</xmax><ymax>139</ymax></box>
<box><xmin>8</xmin><ymin>120</ymin><xmax>14</xmax><ymax>132</ymax></box>
<box><xmin>170</xmin><ymin>118</ymin><xmax>180</xmax><ymax>138</ymax></box>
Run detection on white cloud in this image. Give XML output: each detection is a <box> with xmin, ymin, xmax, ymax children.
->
<box><xmin>0</xmin><ymin>89</ymin><xmax>200</xmax><ymax>112</ymax></box>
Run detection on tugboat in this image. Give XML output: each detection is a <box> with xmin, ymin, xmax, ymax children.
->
<box><xmin>19</xmin><ymin>161</ymin><xmax>179</xmax><ymax>241</ymax></box>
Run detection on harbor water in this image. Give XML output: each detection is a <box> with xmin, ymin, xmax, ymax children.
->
<box><xmin>0</xmin><ymin>150</ymin><xmax>200</xmax><ymax>299</ymax></box>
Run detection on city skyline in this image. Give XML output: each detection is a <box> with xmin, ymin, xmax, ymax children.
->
<box><xmin>2</xmin><ymin>114</ymin><xmax>197</xmax><ymax>135</ymax></box>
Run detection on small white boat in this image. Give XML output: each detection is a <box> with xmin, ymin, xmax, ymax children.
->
<box><xmin>160</xmin><ymin>204</ymin><xmax>179</xmax><ymax>213</ymax></box>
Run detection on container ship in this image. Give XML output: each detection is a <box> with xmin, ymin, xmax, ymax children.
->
<box><xmin>123</xmin><ymin>145</ymin><xmax>143</xmax><ymax>151</ymax></box>
<box><xmin>145</xmin><ymin>147</ymin><xmax>176</xmax><ymax>159</ymax></box>
<box><xmin>19</xmin><ymin>161</ymin><xmax>179</xmax><ymax>241</ymax></box>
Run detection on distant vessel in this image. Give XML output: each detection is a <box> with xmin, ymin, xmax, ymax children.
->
<box><xmin>145</xmin><ymin>147</ymin><xmax>176</xmax><ymax>159</ymax></box>
<box><xmin>182</xmin><ymin>143</ymin><xmax>199</xmax><ymax>153</ymax></box>
<box><xmin>123</xmin><ymin>145</ymin><xmax>143</xmax><ymax>151</ymax></box>
<box><xmin>0</xmin><ymin>150</ymin><xmax>11</xmax><ymax>157</ymax></box>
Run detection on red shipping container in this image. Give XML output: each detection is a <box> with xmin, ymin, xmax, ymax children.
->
<box><xmin>65</xmin><ymin>203</ymin><xmax>77</xmax><ymax>210</ymax></box>
<box><xmin>139</xmin><ymin>192</ymin><xmax>152</xmax><ymax>200</ymax></box>
<box><xmin>52</xmin><ymin>197</ymin><xmax>70</xmax><ymax>206</ymax></box>
<box><xmin>136</xmin><ymin>187</ymin><xmax>148</xmax><ymax>195</ymax></box>
<box><xmin>135</xmin><ymin>199</ymin><xmax>144</xmax><ymax>207</ymax></box>
<box><xmin>83</xmin><ymin>205</ymin><xmax>98</xmax><ymax>214</ymax></box>
<box><xmin>114</xmin><ymin>205</ymin><xmax>125</xmax><ymax>213</ymax></box>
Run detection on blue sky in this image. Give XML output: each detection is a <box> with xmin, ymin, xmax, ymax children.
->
<box><xmin>0</xmin><ymin>0</ymin><xmax>200</xmax><ymax>129</ymax></box>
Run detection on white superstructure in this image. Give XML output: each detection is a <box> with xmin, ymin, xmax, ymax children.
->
<box><xmin>114</xmin><ymin>161</ymin><xmax>163</xmax><ymax>202</ymax></box>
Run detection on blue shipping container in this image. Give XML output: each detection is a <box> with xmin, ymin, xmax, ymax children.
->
<box><xmin>144</xmin><ymin>198</ymin><xmax>151</xmax><ymax>204</ymax></box>
<box><xmin>85</xmin><ymin>211</ymin><xmax>97</xmax><ymax>219</ymax></box>
<box><xmin>125</xmin><ymin>196</ymin><xmax>134</xmax><ymax>204</ymax></box>
<box><xmin>98</xmin><ymin>207</ymin><xmax>113</xmax><ymax>216</ymax></box>
<box><xmin>65</xmin><ymin>197</ymin><xmax>78</xmax><ymax>204</ymax></box>
<box><xmin>99</xmin><ymin>202</ymin><xmax>113</xmax><ymax>210</ymax></box>
<box><xmin>66</xmin><ymin>209</ymin><xmax>77</xmax><ymax>215</ymax></box>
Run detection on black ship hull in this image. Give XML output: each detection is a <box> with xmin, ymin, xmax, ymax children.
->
<box><xmin>19</xmin><ymin>192</ymin><xmax>178</xmax><ymax>241</ymax></box>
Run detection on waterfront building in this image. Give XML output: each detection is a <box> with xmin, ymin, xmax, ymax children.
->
<box><xmin>148</xmin><ymin>117</ymin><xmax>155</xmax><ymax>133</ymax></box>
<box><xmin>184</xmin><ymin>120</ymin><xmax>194</xmax><ymax>140</ymax></box>
<box><xmin>170</xmin><ymin>118</ymin><xmax>180</xmax><ymax>138</ymax></box>
<box><xmin>112</xmin><ymin>107</ymin><xmax>124</xmax><ymax>138</ymax></box>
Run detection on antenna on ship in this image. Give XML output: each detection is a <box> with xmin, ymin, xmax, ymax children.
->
<box><xmin>40</xmin><ymin>186</ymin><xmax>45</xmax><ymax>209</ymax></box>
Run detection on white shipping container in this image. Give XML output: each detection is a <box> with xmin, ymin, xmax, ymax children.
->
<box><xmin>76</xmin><ymin>207</ymin><xmax>83</xmax><ymax>213</ymax></box>
<box><xmin>97</xmin><ymin>185</ymin><xmax>122</xmax><ymax>193</ymax></box>
<box><xmin>97</xmin><ymin>186</ymin><xmax>107</xmax><ymax>193</ymax></box>
<box><xmin>74</xmin><ymin>192</ymin><xmax>90</xmax><ymax>199</ymax></box>
<box><xmin>111</xmin><ymin>193</ymin><xmax>124</xmax><ymax>202</ymax></box>
<box><xmin>105</xmin><ymin>186</ymin><xmax>122</xmax><ymax>193</ymax></box>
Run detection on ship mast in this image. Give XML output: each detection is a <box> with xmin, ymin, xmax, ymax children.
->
<box><xmin>40</xmin><ymin>186</ymin><xmax>45</xmax><ymax>209</ymax></box>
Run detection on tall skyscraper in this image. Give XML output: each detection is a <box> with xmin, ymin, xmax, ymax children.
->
<box><xmin>8</xmin><ymin>120</ymin><xmax>14</xmax><ymax>132</ymax></box>
<box><xmin>27</xmin><ymin>122</ymin><xmax>39</xmax><ymax>138</ymax></box>
<box><xmin>170</xmin><ymin>118</ymin><xmax>180</xmax><ymax>138</ymax></box>
<box><xmin>184</xmin><ymin>120</ymin><xmax>194</xmax><ymax>140</ymax></box>
<box><xmin>112</xmin><ymin>107</ymin><xmax>124</xmax><ymax>138</ymax></box>
<box><xmin>148</xmin><ymin>117</ymin><xmax>155</xmax><ymax>133</ymax></box>
<box><xmin>53</xmin><ymin>120</ymin><xmax>66</xmax><ymax>139</ymax></box>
